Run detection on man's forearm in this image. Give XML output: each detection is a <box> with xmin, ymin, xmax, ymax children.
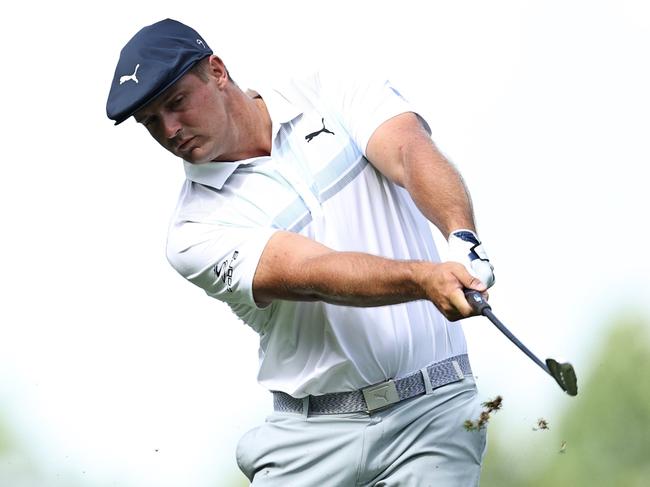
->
<box><xmin>254</xmin><ymin>232</ymin><xmax>430</xmax><ymax>307</ymax></box>
<box><xmin>253</xmin><ymin>231</ymin><xmax>486</xmax><ymax>320</ymax></box>
<box><xmin>365</xmin><ymin>113</ymin><xmax>477</xmax><ymax>238</ymax></box>
<box><xmin>402</xmin><ymin>136</ymin><xmax>476</xmax><ymax>238</ymax></box>
<box><xmin>291</xmin><ymin>251</ymin><xmax>427</xmax><ymax>307</ymax></box>
<box><xmin>254</xmin><ymin>232</ymin><xmax>427</xmax><ymax>306</ymax></box>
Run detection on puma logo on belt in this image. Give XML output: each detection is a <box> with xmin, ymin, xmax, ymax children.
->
<box><xmin>120</xmin><ymin>64</ymin><xmax>140</xmax><ymax>85</ymax></box>
<box><xmin>305</xmin><ymin>118</ymin><xmax>335</xmax><ymax>142</ymax></box>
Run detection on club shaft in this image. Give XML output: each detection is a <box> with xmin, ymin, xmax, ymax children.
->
<box><xmin>482</xmin><ymin>309</ymin><xmax>550</xmax><ymax>375</ymax></box>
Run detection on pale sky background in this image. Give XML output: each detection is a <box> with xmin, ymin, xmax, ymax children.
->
<box><xmin>1</xmin><ymin>1</ymin><xmax>649</xmax><ymax>485</ymax></box>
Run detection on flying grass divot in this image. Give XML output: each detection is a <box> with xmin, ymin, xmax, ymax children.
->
<box><xmin>463</xmin><ymin>395</ymin><xmax>503</xmax><ymax>431</ymax></box>
<box><xmin>532</xmin><ymin>418</ymin><xmax>549</xmax><ymax>431</ymax></box>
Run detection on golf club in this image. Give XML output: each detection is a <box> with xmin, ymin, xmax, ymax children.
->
<box><xmin>464</xmin><ymin>290</ymin><xmax>578</xmax><ymax>396</ymax></box>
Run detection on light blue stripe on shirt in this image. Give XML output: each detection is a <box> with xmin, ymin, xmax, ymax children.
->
<box><xmin>272</xmin><ymin>148</ymin><xmax>370</xmax><ymax>233</ymax></box>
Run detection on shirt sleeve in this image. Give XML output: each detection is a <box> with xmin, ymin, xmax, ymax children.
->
<box><xmin>316</xmin><ymin>69</ymin><xmax>432</xmax><ymax>156</ymax></box>
<box><xmin>166</xmin><ymin>218</ymin><xmax>277</xmax><ymax>308</ymax></box>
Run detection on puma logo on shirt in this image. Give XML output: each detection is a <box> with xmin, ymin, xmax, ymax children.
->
<box><xmin>305</xmin><ymin>118</ymin><xmax>335</xmax><ymax>142</ymax></box>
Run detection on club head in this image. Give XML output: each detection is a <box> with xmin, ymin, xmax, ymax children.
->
<box><xmin>546</xmin><ymin>358</ymin><xmax>578</xmax><ymax>396</ymax></box>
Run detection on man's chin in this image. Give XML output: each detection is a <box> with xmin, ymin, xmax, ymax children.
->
<box><xmin>181</xmin><ymin>147</ymin><xmax>212</xmax><ymax>164</ymax></box>
<box><xmin>184</xmin><ymin>155</ymin><xmax>210</xmax><ymax>164</ymax></box>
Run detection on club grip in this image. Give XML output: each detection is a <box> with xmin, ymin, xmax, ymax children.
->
<box><xmin>464</xmin><ymin>289</ymin><xmax>491</xmax><ymax>314</ymax></box>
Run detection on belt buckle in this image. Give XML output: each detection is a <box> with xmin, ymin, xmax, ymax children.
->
<box><xmin>362</xmin><ymin>379</ymin><xmax>400</xmax><ymax>412</ymax></box>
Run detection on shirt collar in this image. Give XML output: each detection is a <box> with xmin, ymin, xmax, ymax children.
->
<box><xmin>258</xmin><ymin>85</ymin><xmax>303</xmax><ymax>140</ymax></box>
<box><xmin>183</xmin><ymin>160</ymin><xmax>243</xmax><ymax>190</ymax></box>
<box><xmin>183</xmin><ymin>86</ymin><xmax>303</xmax><ymax>190</ymax></box>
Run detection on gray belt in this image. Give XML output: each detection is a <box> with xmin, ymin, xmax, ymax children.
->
<box><xmin>273</xmin><ymin>354</ymin><xmax>472</xmax><ymax>415</ymax></box>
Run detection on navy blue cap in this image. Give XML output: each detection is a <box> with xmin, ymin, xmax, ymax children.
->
<box><xmin>106</xmin><ymin>19</ymin><xmax>213</xmax><ymax>125</ymax></box>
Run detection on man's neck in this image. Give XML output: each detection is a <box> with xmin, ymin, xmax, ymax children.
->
<box><xmin>212</xmin><ymin>87</ymin><xmax>272</xmax><ymax>162</ymax></box>
<box><xmin>248</xmin><ymin>90</ymin><xmax>272</xmax><ymax>156</ymax></box>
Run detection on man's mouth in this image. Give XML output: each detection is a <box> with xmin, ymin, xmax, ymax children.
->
<box><xmin>177</xmin><ymin>136</ymin><xmax>196</xmax><ymax>152</ymax></box>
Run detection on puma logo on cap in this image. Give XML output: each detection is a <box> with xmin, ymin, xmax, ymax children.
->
<box><xmin>120</xmin><ymin>64</ymin><xmax>140</xmax><ymax>85</ymax></box>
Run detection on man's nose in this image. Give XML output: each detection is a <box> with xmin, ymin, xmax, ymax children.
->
<box><xmin>161</xmin><ymin>113</ymin><xmax>182</xmax><ymax>140</ymax></box>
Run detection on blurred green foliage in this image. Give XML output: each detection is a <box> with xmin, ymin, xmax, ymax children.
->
<box><xmin>2</xmin><ymin>316</ymin><xmax>647</xmax><ymax>486</ymax></box>
<box><xmin>224</xmin><ymin>471</ymin><xmax>250</xmax><ymax>487</ymax></box>
<box><xmin>481</xmin><ymin>316</ymin><xmax>650</xmax><ymax>487</ymax></box>
<box><xmin>0</xmin><ymin>410</ymin><xmax>33</xmax><ymax>483</ymax></box>
<box><xmin>0</xmin><ymin>407</ymin><xmax>84</xmax><ymax>487</ymax></box>
<box><xmin>0</xmin><ymin>414</ymin><xmax>11</xmax><ymax>455</ymax></box>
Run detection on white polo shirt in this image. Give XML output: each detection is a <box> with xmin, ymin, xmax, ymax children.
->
<box><xmin>166</xmin><ymin>70</ymin><xmax>468</xmax><ymax>397</ymax></box>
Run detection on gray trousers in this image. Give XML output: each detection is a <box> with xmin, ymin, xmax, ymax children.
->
<box><xmin>236</xmin><ymin>377</ymin><xmax>487</xmax><ymax>486</ymax></box>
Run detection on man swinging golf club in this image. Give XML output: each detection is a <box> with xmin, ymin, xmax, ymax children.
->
<box><xmin>107</xmin><ymin>18</ymin><xmax>497</xmax><ymax>486</ymax></box>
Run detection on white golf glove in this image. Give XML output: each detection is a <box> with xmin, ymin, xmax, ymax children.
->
<box><xmin>447</xmin><ymin>229</ymin><xmax>495</xmax><ymax>288</ymax></box>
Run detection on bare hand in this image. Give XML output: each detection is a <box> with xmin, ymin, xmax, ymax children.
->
<box><xmin>421</xmin><ymin>262</ymin><xmax>488</xmax><ymax>321</ymax></box>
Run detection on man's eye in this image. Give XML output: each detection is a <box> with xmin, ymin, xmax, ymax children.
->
<box><xmin>170</xmin><ymin>95</ymin><xmax>184</xmax><ymax>109</ymax></box>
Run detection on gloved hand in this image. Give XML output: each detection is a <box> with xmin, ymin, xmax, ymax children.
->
<box><xmin>447</xmin><ymin>229</ymin><xmax>495</xmax><ymax>288</ymax></box>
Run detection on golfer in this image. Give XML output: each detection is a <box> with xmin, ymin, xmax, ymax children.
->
<box><xmin>107</xmin><ymin>18</ymin><xmax>495</xmax><ymax>486</ymax></box>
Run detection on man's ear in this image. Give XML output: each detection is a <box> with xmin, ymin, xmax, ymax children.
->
<box><xmin>207</xmin><ymin>55</ymin><xmax>229</xmax><ymax>88</ymax></box>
